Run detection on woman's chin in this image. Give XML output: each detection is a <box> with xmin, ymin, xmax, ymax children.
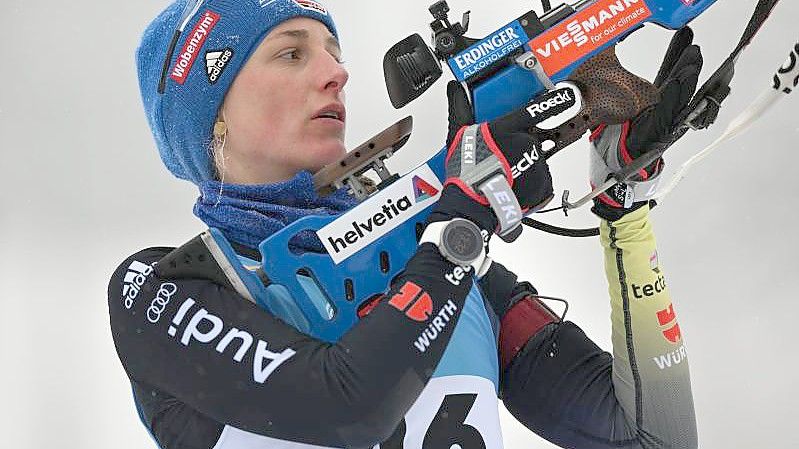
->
<box><xmin>307</xmin><ymin>140</ymin><xmax>347</xmax><ymax>171</ymax></box>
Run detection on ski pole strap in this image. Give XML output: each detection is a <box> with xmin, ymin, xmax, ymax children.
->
<box><xmin>684</xmin><ymin>0</ymin><xmax>782</xmax><ymax>130</ymax></box>
<box><xmin>479</xmin><ymin>173</ymin><xmax>523</xmax><ymax>242</ymax></box>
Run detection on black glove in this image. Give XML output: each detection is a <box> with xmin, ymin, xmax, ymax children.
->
<box><xmin>438</xmin><ymin>81</ymin><xmax>554</xmax><ymax>238</ymax></box>
<box><xmin>591</xmin><ymin>27</ymin><xmax>703</xmax><ymax>221</ymax></box>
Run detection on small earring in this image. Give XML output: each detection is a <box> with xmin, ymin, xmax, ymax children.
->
<box><xmin>213</xmin><ymin>120</ymin><xmax>227</xmax><ymax>147</ymax></box>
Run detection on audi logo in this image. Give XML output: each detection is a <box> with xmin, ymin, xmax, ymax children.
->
<box><xmin>147</xmin><ymin>283</ymin><xmax>178</xmax><ymax>323</ymax></box>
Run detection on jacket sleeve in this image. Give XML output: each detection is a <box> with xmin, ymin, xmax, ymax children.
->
<box><xmin>108</xmin><ymin>242</ymin><xmax>474</xmax><ymax>449</ymax></box>
<box><xmin>491</xmin><ymin>205</ymin><xmax>697</xmax><ymax>449</ymax></box>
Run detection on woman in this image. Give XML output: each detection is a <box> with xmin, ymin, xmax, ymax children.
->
<box><xmin>109</xmin><ymin>1</ymin><xmax>701</xmax><ymax>448</ymax></box>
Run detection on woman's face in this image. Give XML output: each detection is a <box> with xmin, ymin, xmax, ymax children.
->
<box><xmin>220</xmin><ymin>17</ymin><xmax>348</xmax><ymax>184</ymax></box>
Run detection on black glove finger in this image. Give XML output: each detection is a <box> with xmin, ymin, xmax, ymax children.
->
<box><xmin>673</xmin><ymin>44</ymin><xmax>703</xmax><ymax>111</ymax></box>
<box><xmin>447</xmin><ymin>80</ymin><xmax>475</xmax><ymax>144</ymax></box>
<box><xmin>654</xmin><ymin>26</ymin><xmax>694</xmax><ymax>88</ymax></box>
<box><xmin>657</xmin><ymin>44</ymin><xmax>703</xmax><ymax>126</ymax></box>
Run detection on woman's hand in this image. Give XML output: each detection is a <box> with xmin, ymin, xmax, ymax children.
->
<box><xmin>590</xmin><ymin>27</ymin><xmax>703</xmax><ymax>220</ymax></box>
<box><xmin>436</xmin><ymin>81</ymin><xmax>554</xmax><ymax>239</ymax></box>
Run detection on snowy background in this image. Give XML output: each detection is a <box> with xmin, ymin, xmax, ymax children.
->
<box><xmin>2</xmin><ymin>0</ymin><xmax>797</xmax><ymax>447</ymax></box>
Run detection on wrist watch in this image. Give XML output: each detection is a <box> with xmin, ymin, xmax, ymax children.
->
<box><xmin>420</xmin><ymin>218</ymin><xmax>491</xmax><ymax>275</ymax></box>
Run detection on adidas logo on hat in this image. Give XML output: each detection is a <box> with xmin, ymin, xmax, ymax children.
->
<box><xmin>205</xmin><ymin>48</ymin><xmax>234</xmax><ymax>85</ymax></box>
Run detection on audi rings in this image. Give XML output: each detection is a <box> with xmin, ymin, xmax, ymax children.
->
<box><xmin>147</xmin><ymin>282</ymin><xmax>178</xmax><ymax>323</ymax></box>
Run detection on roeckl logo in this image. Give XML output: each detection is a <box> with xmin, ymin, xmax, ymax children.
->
<box><xmin>166</xmin><ymin>298</ymin><xmax>296</xmax><ymax>383</ymax></box>
<box><xmin>170</xmin><ymin>11</ymin><xmax>220</xmax><ymax>85</ymax></box>
<box><xmin>205</xmin><ymin>48</ymin><xmax>233</xmax><ymax>85</ymax></box>
<box><xmin>656</xmin><ymin>303</ymin><xmax>682</xmax><ymax>344</ymax></box>
<box><xmin>511</xmin><ymin>148</ymin><xmax>540</xmax><ymax>179</ymax></box>
<box><xmin>389</xmin><ymin>282</ymin><xmax>433</xmax><ymax>322</ymax></box>
<box><xmin>526</xmin><ymin>88</ymin><xmax>575</xmax><ymax>119</ymax></box>
<box><xmin>511</xmin><ymin>140</ymin><xmax>555</xmax><ymax>179</ymax></box>
<box><xmin>122</xmin><ymin>261</ymin><xmax>153</xmax><ymax>309</ymax></box>
<box><xmin>147</xmin><ymin>283</ymin><xmax>178</xmax><ymax>324</ymax></box>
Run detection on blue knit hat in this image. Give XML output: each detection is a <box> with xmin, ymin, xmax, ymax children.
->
<box><xmin>137</xmin><ymin>0</ymin><xmax>338</xmax><ymax>185</ymax></box>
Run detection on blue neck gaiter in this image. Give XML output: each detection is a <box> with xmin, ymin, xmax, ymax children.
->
<box><xmin>194</xmin><ymin>171</ymin><xmax>358</xmax><ymax>254</ymax></box>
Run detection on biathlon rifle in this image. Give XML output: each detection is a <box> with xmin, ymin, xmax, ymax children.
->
<box><xmin>171</xmin><ymin>1</ymin><xmax>792</xmax><ymax>343</ymax></box>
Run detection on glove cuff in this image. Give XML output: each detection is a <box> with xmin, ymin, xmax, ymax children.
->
<box><xmin>427</xmin><ymin>185</ymin><xmax>499</xmax><ymax>233</ymax></box>
<box><xmin>590</xmin><ymin>123</ymin><xmax>664</xmax><ymax>210</ymax></box>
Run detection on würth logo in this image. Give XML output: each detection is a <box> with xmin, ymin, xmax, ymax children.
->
<box><xmin>656</xmin><ymin>303</ymin><xmax>682</xmax><ymax>344</ymax></box>
<box><xmin>413</xmin><ymin>176</ymin><xmax>439</xmax><ymax>202</ymax></box>
<box><xmin>205</xmin><ymin>48</ymin><xmax>233</xmax><ymax>84</ymax></box>
<box><xmin>170</xmin><ymin>10</ymin><xmax>220</xmax><ymax>85</ymax></box>
<box><xmin>389</xmin><ymin>282</ymin><xmax>433</xmax><ymax>322</ymax></box>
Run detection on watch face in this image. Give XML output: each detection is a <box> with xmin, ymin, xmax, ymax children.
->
<box><xmin>443</xmin><ymin>220</ymin><xmax>483</xmax><ymax>262</ymax></box>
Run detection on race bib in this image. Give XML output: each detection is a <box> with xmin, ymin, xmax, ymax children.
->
<box><xmin>378</xmin><ymin>375</ymin><xmax>503</xmax><ymax>449</ymax></box>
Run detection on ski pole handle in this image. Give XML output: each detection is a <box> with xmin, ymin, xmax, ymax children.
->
<box><xmin>773</xmin><ymin>42</ymin><xmax>799</xmax><ymax>95</ymax></box>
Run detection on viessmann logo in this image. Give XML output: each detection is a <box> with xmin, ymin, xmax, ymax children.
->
<box><xmin>318</xmin><ymin>165</ymin><xmax>442</xmax><ymax>264</ymax></box>
<box><xmin>528</xmin><ymin>0</ymin><xmax>651</xmax><ymax>75</ymax></box>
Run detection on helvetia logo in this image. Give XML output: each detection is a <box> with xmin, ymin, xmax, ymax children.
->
<box><xmin>318</xmin><ymin>165</ymin><xmax>443</xmax><ymax>264</ymax></box>
<box><xmin>205</xmin><ymin>48</ymin><xmax>233</xmax><ymax>84</ymax></box>
<box><xmin>326</xmin><ymin>195</ymin><xmax>414</xmax><ymax>254</ymax></box>
<box><xmin>122</xmin><ymin>260</ymin><xmax>153</xmax><ymax>309</ymax></box>
<box><xmin>413</xmin><ymin>175</ymin><xmax>439</xmax><ymax>202</ymax></box>
<box><xmin>170</xmin><ymin>10</ymin><xmax>220</xmax><ymax>85</ymax></box>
